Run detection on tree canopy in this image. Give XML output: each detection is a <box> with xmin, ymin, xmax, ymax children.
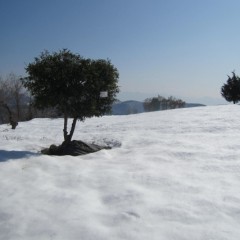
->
<box><xmin>22</xmin><ymin>49</ymin><xmax>119</xmax><ymax>143</ymax></box>
<box><xmin>221</xmin><ymin>72</ymin><xmax>240</xmax><ymax>104</ymax></box>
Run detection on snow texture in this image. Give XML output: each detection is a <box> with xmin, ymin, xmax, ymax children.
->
<box><xmin>1</xmin><ymin>105</ymin><xmax>240</xmax><ymax>240</ymax></box>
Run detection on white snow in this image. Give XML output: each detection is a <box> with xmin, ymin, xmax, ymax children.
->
<box><xmin>1</xmin><ymin>105</ymin><xmax>240</xmax><ymax>240</ymax></box>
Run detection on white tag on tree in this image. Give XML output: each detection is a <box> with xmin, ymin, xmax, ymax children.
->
<box><xmin>100</xmin><ymin>91</ymin><xmax>108</xmax><ymax>98</ymax></box>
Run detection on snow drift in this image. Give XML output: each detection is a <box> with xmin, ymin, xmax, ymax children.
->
<box><xmin>1</xmin><ymin>105</ymin><xmax>240</xmax><ymax>240</ymax></box>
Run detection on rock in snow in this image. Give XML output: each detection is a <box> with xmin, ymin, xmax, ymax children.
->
<box><xmin>42</xmin><ymin>140</ymin><xmax>110</xmax><ymax>156</ymax></box>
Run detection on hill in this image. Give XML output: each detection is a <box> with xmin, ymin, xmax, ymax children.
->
<box><xmin>0</xmin><ymin>105</ymin><xmax>240</xmax><ymax>239</ymax></box>
<box><xmin>185</xmin><ymin>103</ymin><xmax>206</xmax><ymax>108</ymax></box>
<box><xmin>111</xmin><ymin>100</ymin><xmax>145</xmax><ymax>115</ymax></box>
<box><xmin>111</xmin><ymin>100</ymin><xmax>205</xmax><ymax>115</ymax></box>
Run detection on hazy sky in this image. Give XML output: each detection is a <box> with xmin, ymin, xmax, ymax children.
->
<box><xmin>1</xmin><ymin>0</ymin><xmax>240</xmax><ymax>104</ymax></box>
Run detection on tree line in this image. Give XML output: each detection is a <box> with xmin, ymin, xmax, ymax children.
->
<box><xmin>144</xmin><ymin>95</ymin><xmax>185</xmax><ymax>112</ymax></box>
<box><xmin>1</xmin><ymin>74</ymin><xmax>186</xmax><ymax>129</ymax></box>
<box><xmin>0</xmin><ymin>73</ymin><xmax>61</xmax><ymax>128</ymax></box>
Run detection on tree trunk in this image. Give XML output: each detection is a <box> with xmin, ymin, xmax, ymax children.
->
<box><xmin>68</xmin><ymin>117</ymin><xmax>77</xmax><ymax>142</ymax></box>
<box><xmin>63</xmin><ymin>111</ymin><xmax>68</xmax><ymax>141</ymax></box>
<box><xmin>63</xmin><ymin>114</ymin><xmax>77</xmax><ymax>144</ymax></box>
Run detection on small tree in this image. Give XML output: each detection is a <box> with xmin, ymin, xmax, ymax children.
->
<box><xmin>22</xmin><ymin>49</ymin><xmax>119</xmax><ymax>144</ymax></box>
<box><xmin>221</xmin><ymin>72</ymin><xmax>240</xmax><ymax>104</ymax></box>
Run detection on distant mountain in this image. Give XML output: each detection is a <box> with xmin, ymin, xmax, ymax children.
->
<box><xmin>111</xmin><ymin>100</ymin><xmax>144</xmax><ymax>115</ymax></box>
<box><xmin>111</xmin><ymin>101</ymin><xmax>205</xmax><ymax>115</ymax></box>
<box><xmin>185</xmin><ymin>103</ymin><xmax>206</xmax><ymax>108</ymax></box>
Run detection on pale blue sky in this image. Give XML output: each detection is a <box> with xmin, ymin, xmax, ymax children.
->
<box><xmin>1</xmin><ymin>0</ymin><xmax>240</xmax><ymax>104</ymax></box>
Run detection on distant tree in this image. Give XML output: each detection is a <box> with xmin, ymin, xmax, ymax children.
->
<box><xmin>176</xmin><ymin>99</ymin><xmax>185</xmax><ymax>108</ymax></box>
<box><xmin>221</xmin><ymin>72</ymin><xmax>240</xmax><ymax>104</ymax></box>
<box><xmin>151</xmin><ymin>97</ymin><xmax>160</xmax><ymax>111</ymax></box>
<box><xmin>22</xmin><ymin>49</ymin><xmax>119</xmax><ymax>144</ymax></box>
<box><xmin>6</xmin><ymin>73</ymin><xmax>25</xmax><ymax>120</ymax></box>
<box><xmin>144</xmin><ymin>97</ymin><xmax>160</xmax><ymax>111</ymax></box>
<box><xmin>143</xmin><ymin>98</ymin><xmax>152</xmax><ymax>112</ymax></box>
<box><xmin>144</xmin><ymin>95</ymin><xmax>185</xmax><ymax>112</ymax></box>
<box><xmin>0</xmin><ymin>73</ymin><xmax>26</xmax><ymax>128</ymax></box>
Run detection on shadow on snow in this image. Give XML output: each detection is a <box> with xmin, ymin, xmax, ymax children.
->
<box><xmin>0</xmin><ymin>150</ymin><xmax>39</xmax><ymax>162</ymax></box>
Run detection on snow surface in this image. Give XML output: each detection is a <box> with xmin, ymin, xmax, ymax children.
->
<box><xmin>1</xmin><ymin>105</ymin><xmax>240</xmax><ymax>240</ymax></box>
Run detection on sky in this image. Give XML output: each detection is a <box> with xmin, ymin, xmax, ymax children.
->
<box><xmin>1</xmin><ymin>0</ymin><xmax>240</xmax><ymax>105</ymax></box>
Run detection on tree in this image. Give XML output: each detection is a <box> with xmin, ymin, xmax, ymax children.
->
<box><xmin>0</xmin><ymin>73</ymin><xmax>26</xmax><ymax>128</ymax></box>
<box><xmin>221</xmin><ymin>72</ymin><xmax>240</xmax><ymax>104</ymax></box>
<box><xmin>22</xmin><ymin>49</ymin><xmax>119</xmax><ymax>144</ymax></box>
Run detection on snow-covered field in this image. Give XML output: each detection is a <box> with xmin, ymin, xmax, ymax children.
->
<box><xmin>1</xmin><ymin>105</ymin><xmax>240</xmax><ymax>240</ymax></box>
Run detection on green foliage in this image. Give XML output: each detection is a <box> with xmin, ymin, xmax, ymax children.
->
<box><xmin>221</xmin><ymin>72</ymin><xmax>240</xmax><ymax>104</ymax></box>
<box><xmin>22</xmin><ymin>49</ymin><xmax>119</xmax><ymax>143</ymax></box>
<box><xmin>22</xmin><ymin>49</ymin><xmax>119</xmax><ymax>121</ymax></box>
